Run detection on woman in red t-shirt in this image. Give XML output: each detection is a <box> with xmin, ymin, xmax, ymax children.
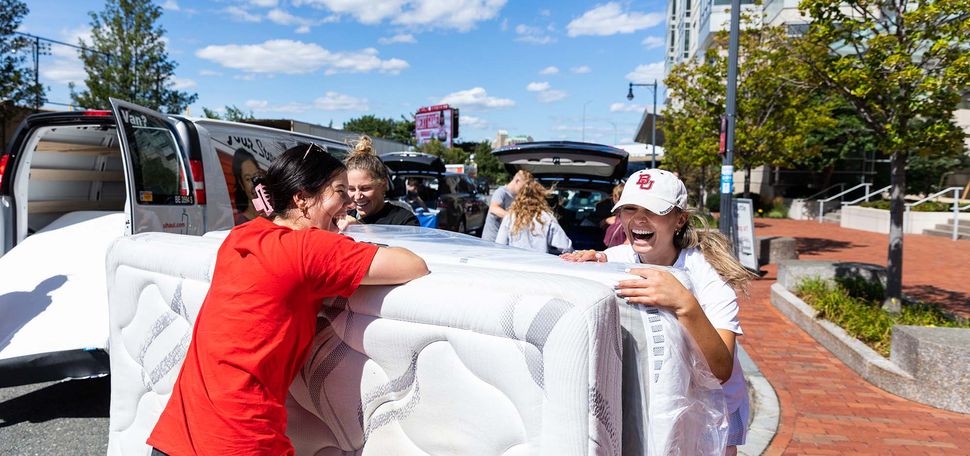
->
<box><xmin>148</xmin><ymin>144</ymin><xmax>428</xmax><ymax>456</ymax></box>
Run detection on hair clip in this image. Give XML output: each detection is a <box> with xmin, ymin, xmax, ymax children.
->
<box><xmin>302</xmin><ymin>144</ymin><xmax>314</xmax><ymax>161</ymax></box>
<box><xmin>252</xmin><ymin>183</ymin><xmax>274</xmax><ymax>216</ymax></box>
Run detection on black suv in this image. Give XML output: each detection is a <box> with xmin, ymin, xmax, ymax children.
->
<box><xmin>381</xmin><ymin>152</ymin><xmax>488</xmax><ymax>235</ymax></box>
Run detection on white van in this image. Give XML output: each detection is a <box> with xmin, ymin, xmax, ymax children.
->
<box><xmin>0</xmin><ymin>98</ymin><xmax>350</xmax><ymax>386</ymax></box>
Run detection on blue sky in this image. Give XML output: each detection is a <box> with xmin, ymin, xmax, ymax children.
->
<box><xmin>20</xmin><ymin>0</ymin><xmax>668</xmax><ymax>145</ymax></box>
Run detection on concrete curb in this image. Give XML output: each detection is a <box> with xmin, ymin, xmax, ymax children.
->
<box><xmin>738</xmin><ymin>343</ymin><xmax>779</xmax><ymax>456</ymax></box>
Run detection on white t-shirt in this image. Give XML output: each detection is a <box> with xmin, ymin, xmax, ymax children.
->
<box><xmin>495</xmin><ymin>212</ymin><xmax>573</xmax><ymax>254</ymax></box>
<box><xmin>603</xmin><ymin>244</ymin><xmax>748</xmax><ymax>418</ymax></box>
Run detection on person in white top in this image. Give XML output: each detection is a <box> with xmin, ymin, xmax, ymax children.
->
<box><xmin>562</xmin><ymin>169</ymin><xmax>755</xmax><ymax>455</ymax></box>
<box><xmin>496</xmin><ymin>180</ymin><xmax>573</xmax><ymax>254</ymax></box>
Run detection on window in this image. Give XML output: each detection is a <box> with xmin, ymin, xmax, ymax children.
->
<box><xmin>683</xmin><ymin>29</ymin><xmax>691</xmax><ymax>58</ymax></box>
<box><xmin>685</xmin><ymin>0</ymin><xmax>692</xmax><ymax>17</ymax></box>
<box><xmin>122</xmin><ymin>114</ymin><xmax>191</xmax><ymax>205</ymax></box>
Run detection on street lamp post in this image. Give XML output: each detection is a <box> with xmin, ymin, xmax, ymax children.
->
<box><xmin>719</xmin><ymin>0</ymin><xmax>742</xmax><ymax>249</ymax></box>
<box><xmin>626</xmin><ymin>80</ymin><xmax>658</xmax><ymax>169</ymax></box>
<box><xmin>581</xmin><ymin>100</ymin><xmax>593</xmax><ymax>142</ymax></box>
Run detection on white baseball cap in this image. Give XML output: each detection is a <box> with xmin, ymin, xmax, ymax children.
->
<box><xmin>612</xmin><ymin>169</ymin><xmax>688</xmax><ymax>215</ymax></box>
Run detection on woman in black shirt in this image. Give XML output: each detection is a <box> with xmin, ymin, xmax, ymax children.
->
<box><xmin>345</xmin><ymin>137</ymin><xmax>419</xmax><ymax>227</ymax></box>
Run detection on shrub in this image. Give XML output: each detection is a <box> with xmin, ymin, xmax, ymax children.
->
<box><xmin>859</xmin><ymin>199</ymin><xmax>968</xmax><ymax>212</ymax></box>
<box><xmin>794</xmin><ymin>277</ymin><xmax>969</xmax><ymax>357</ymax></box>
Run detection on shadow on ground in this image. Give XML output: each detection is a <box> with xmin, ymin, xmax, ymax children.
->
<box><xmin>903</xmin><ymin>285</ymin><xmax>970</xmax><ymax>320</ymax></box>
<box><xmin>796</xmin><ymin>237</ymin><xmax>859</xmax><ymax>255</ymax></box>
<box><xmin>0</xmin><ymin>376</ymin><xmax>109</xmax><ymax>428</ymax></box>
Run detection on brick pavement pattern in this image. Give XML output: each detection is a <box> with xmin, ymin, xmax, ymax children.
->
<box><xmin>740</xmin><ymin>219</ymin><xmax>970</xmax><ymax>454</ymax></box>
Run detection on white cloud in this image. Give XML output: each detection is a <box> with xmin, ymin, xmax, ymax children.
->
<box><xmin>225</xmin><ymin>6</ymin><xmax>262</xmax><ymax>22</ymax></box>
<box><xmin>642</xmin><ymin>36</ymin><xmax>663</xmax><ymax>49</ymax></box>
<box><xmin>526</xmin><ymin>81</ymin><xmax>550</xmax><ymax>92</ymax></box>
<box><xmin>539</xmin><ymin>66</ymin><xmax>559</xmax><ymax>75</ymax></box>
<box><xmin>571</xmin><ymin>65</ymin><xmax>591</xmax><ymax>74</ymax></box>
<box><xmin>378</xmin><ymin>33</ymin><xmax>417</xmax><ymax>44</ymax></box>
<box><xmin>245</xmin><ymin>99</ymin><xmax>308</xmax><ymax>113</ymax></box>
<box><xmin>292</xmin><ymin>0</ymin><xmax>506</xmax><ymax>31</ymax></box>
<box><xmin>462</xmin><ymin>115</ymin><xmax>488</xmax><ymax>129</ymax></box>
<box><xmin>199</xmin><ymin>69</ymin><xmax>223</xmax><ymax>77</ymax></box>
<box><xmin>314</xmin><ymin>91</ymin><xmax>370</xmax><ymax>111</ymax></box>
<box><xmin>40</xmin><ymin>27</ymin><xmax>90</xmax><ymax>85</ymax></box>
<box><xmin>439</xmin><ymin>87</ymin><xmax>515</xmax><ymax>109</ymax></box>
<box><xmin>609</xmin><ymin>102</ymin><xmax>644</xmax><ymax>112</ymax></box>
<box><xmin>196</xmin><ymin>40</ymin><xmax>409</xmax><ymax>75</ymax></box>
<box><xmin>267</xmin><ymin>8</ymin><xmax>320</xmax><ymax>32</ymax></box>
<box><xmin>250</xmin><ymin>0</ymin><xmax>279</xmax><ymax>7</ymax></box>
<box><xmin>501</xmin><ymin>18</ymin><xmax>509</xmax><ymax>31</ymax></box>
<box><xmin>537</xmin><ymin>89</ymin><xmax>567</xmax><ymax>103</ymax></box>
<box><xmin>296</xmin><ymin>25</ymin><xmax>311</xmax><ymax>33</ymax></box>
<box><xmin>540</xmin><ymin>9</ymin><xmax>551</xmax><ymax>17</ymax></box>
<box><xmin>567</xmin><ymin>2</ymin><xmax>664</xmax><ymax>37</ymax></box>
<box><xmin>162</xmin><ymin>1</ymin><xmax>180</xmax><ymax>11</ymax></box>
<box><xmin>625</xmin><ymin>61</ymin><xmax>664</xmax><ymax>84</ymax></box>
<box><xmin>169</xmin><ymin>76</ymin><xmax>197</xmax><ymax>90</ymax></box>
<box><xmin>515</xmin><ymin>24</ymin><xmax>555</xmax><ymax>45</ymax></box>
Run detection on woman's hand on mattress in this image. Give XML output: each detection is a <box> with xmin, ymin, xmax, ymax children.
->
<box><xmin>615</xmin><ymin>268</ymin><xmax>700</xmax><ymax>318</ymax></box>
<box><xmin>559</xmin><ymin>249</ymin><xmax>606</xmax><ymax>263</ymax></box>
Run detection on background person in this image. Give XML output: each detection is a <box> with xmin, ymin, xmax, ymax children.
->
<box><xmin>601</xmin><ymin>183</ymin><xmax>627</xmax><ymax>247</ymax></box>
<box><xmin>231</xmin><ymin>149</ymin><xmax>263</xmax><ymax>225</ymax></box>
<box><xmin>481</xmin><ymin>170</ymin><xmax>532</xmax><ymax>241</ymax></box>
<box><xmin>345</xmin><ymin>136</ymin><xmax>418</xmax><ymax>226</ymax></box>
<box><xmin>147</xmin><ymin>143</ymin><xmax>428</xmax><ymax>456</ymax></box>
<box><xmin>405</xmin><ymin>178</ymin><xmax>430</xmax><ymax>212</ymax></box>
<box><xmin>562</xmin><ymin>169</ymin><xmax>755</xmax><ymax>455</ymax></box>
<box><xmin>495</xmin><ymin>180</ymin><xmax>573</xmax><ymax>254</ymax></box>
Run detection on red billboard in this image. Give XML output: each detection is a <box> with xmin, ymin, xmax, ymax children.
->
<box><xmin>415</xmin><ymin>105</ymin><xmax>459</xmax><ymax>148</ymax></box>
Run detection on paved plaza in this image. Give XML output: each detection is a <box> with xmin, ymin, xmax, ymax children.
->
<box><xmin>741</xmin><ymin>219</ymin><xmax>970</xmax><ymax>454</ymax></box>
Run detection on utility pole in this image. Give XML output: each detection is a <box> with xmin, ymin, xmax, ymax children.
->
<box><xmin>719</xmin><ymin>0</ymin><xmax>742</xmax><ymax>251</ymax></box>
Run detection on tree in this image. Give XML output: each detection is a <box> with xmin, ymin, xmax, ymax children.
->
<box><xmin>343</xmin><ymin>114</ymin><xmax>415</xmax><ymax>145</ymax></box>
<box><xmin>416</xmin><ymin>139</ymin><xmax>469</xmax><ymax>165</ymax></box>
<box><xmin>202</xmin><ymin>105</ymin><xmax>254</xmax><ymax>122</ymax></box>
<box><xmin>472</xmin><ymin>140</ymin><xmax>509</xmax><ymax>184</ymax></box>
<box><xmin>71</xmin><ymin>0</ymin><xmax>197</xmax><ymax>113</ymax></box>
<box><xmin>0</xmin><ymin>0</ymin><xmax>44</xmax><ymax>144</ymax></box>
<box><xmin>662</xmin><ymin>18</ymin><xmax>835</xmax><ymax>202</ymax></box>
<box><xmin>799</xmin><ymin>0</ymin><xmax>970</xmax><ymax>310</ymax></box>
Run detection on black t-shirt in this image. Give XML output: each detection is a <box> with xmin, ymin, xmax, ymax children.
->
<box><xmin>359</xmin><ymin>202</ymin><xmax>419</xmax><ymax>226</ymax></box>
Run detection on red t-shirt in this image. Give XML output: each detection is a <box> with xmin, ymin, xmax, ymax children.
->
<box><xmin>148</xmin><ymin>217</ymin><xmax>378</xmax><ymax>455</ymax></box>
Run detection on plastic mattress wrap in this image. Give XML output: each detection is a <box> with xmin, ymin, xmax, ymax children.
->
<box><xmin>108</xmin><ymin>226</ymin><xmax>726</xmax><ymax>455</ymax></box>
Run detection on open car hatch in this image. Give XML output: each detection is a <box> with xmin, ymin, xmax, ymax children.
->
<box><xmin>492</xmin><ymin>141</ymin><xmax>630</xmax><ymax>181</ymax></box>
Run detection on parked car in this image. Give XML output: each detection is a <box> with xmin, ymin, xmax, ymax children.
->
<box><xmin>380</xmin><ymin>151</ymin><xmax>488</xmax><ymax>235</ymax></box>
<box><xmin>492</xmin><ymin>141</ymin><xmax>630</xmax><ymax>251</ymax></box>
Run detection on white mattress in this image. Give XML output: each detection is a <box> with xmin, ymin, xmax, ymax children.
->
<box><xmin>111</xmin><ymin>227</ymin><xmax>726</xmax><ymax>455</ymax></box>
<box><xmin>0</xmin><ymin>211</ymin><xmax>125</xmax><ymax>362</ymax></box>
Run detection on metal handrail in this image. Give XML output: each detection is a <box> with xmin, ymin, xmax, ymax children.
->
<box><xmin>803</xmin><ymin>183</ymin><xmax>845</xmax><ymax>201</ymax></box>
<box><xmin>905</xmin><ymin>187</ymin><xmax>968</xmax><ymax>241</ymax></box>
<box><xmin>817</xmin><ymin>183</ymin><xmax>870</xmax><ymax>222</ymax></box>
<box><xmin>842</xmin><ymin>185</ymin><xmax>891</xmax><ymax>206</ymax></box>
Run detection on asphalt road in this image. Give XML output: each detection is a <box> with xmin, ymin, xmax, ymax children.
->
<box><xmin>0</xmin><ymin>376</ymin><xmax>109</xmax><ymax>455</ymax></box>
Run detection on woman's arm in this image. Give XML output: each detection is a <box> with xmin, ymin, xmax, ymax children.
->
<box><xmin>495</xmin><ymin>216</ymin><xmax>511</xmax><ymax>245</ymax></box>
<box><xmin>488</xmin><ymin>200</ymin><xmax>508</xmax><ymax>218</ymax></box>
<box><xmin>360</xmin><ymin>247</ymin><xmax>428</xmax><ymax>285</ymax></box>
<box><xmin>616</xmin><ymin>268</ymin><xmax>735</xmax><ymax>383</ymax></box>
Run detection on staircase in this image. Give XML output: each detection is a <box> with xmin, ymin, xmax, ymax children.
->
<box><xmin>821</xmin><ymin>208</ymin><xmax>842</xmax><ymax>224</ymax></box>
<box><xmin>923</xmin><ymin>220</ymin><xmax>970</xmax><ymax>240</ymax></box>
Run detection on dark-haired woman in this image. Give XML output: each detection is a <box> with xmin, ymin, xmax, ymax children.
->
<box><xmin>147</xmin><ymin>143</ymin><xmax>428</xmax><ymax>456</ymax></box>
<box><xmin>344</xmin><ymin>136</ymin><xmax>418</xmax><ymax>226</ymax></box>
<box><xmin>231</xmin><ymin>149</ymin><xmax>263</xmax><ymax>225</ymax></box>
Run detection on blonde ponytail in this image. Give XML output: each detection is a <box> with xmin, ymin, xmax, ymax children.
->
<box><xmin>675</xmin><ymin>211</ymin><xmax>756</xmax><ymax>293</ymax></box>
<box><xmin>344</xmin><ymin>135</ymin><xmax>388</xmax><ymax>185</ymax></box>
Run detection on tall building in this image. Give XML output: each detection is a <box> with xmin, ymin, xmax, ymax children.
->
<box><xmin>664</xmin><ymin>0</ymin><xmax>758</xmax><ymax>75</ymax></box>
<box><xmin>492</xmin><ymin>130</ymin><xmax>534</xmax><ymax>148</ymax></box>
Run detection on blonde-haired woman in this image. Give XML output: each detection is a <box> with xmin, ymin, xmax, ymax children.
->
<box><xmin>562</xmin><ymin>169</ymin><xmax>756</xmax><ymax>455</ymax></box>
<box><xmin>495</xmin><ymin>180</ymin><xmax>573</xmax><ymax>254</ymax></box>
<box><xmin>344</xmin><ymin>136</ymin><xmax>418</xmax><ymax>226</ymax></box>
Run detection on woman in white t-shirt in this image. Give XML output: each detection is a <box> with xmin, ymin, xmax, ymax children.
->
<box><xmin>562</xmin><ymin>169</ymin><xmax>755</xmax><ymax>455</ymax></box>
<box><xmin>496</xmin><ymin>180</ymin><xmax>573</xmax><ymax>254</ymax></box>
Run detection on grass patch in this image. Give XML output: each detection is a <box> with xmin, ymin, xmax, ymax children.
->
<box><xmin>794</xmin><ymin>277</ymin><xmax>969</xmax><ymax>357</ymax></box>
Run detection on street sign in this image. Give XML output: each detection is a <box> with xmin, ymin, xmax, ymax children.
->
<box><xmin>734</xmin><ymin>198</ymin><xmax>759</xmax><ymax>271</ymax></box>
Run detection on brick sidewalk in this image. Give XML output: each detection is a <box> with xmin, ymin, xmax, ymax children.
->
<box><xmin>754</xmin><ymin>218</ymin><xmax>970</xmax><ymax>318</ymax></box>
<box><xmin>741</xmin><ymin>219</ymin><xmax>970</xmax><ymax>454</ymax></box>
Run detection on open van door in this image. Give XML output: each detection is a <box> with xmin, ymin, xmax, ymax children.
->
<box><xmin>109</xmin><ymin>98</ymin><xmax>203</xmax><ymax>236</ymax></box>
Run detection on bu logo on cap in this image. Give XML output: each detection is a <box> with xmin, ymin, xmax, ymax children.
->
<box><xmin>637</xmin><ymin>173</ymin><xmax>654</xmax><ymax>190</ymax></box>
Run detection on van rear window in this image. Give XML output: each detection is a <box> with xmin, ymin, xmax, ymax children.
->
<box><xmin>121</xmin><ymin>116</ymin><xmax>192</xmax><ymax>205</ymax></box>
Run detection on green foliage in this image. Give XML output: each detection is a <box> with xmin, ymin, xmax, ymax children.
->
<box><xmin>342</xmin><ymin>114</ymin><xmax>415</xmax><ymax>146</ymax></box>
<box><xmin>71</xmin><ymin>0</ymin><xmax>197</xmax><ymax>113</ymax></box>
<box><xmin>795</xmin><ymin>277</ymin><xmax>968</xmax><ymax>357</ymax></box>
<box><xmin>0</xmin><ymin>0</ymin><xmax>45</xmax><ymax>137</ymax></box>
<box><xmin>905</xmin><ymin>154</ymin><xmax>970</xmax><ymax>195</ymax></box>
<box><xmin>860</xmin><ymin>199</ymin><xmax>969</xmax><ymax>212</ymax></box>
<box><xmin>472</xmin><ymin>141</ymin><xmax>508</xmax><ymax>184</ymax></box>
<box><xmin>202</xmin><ymin>105</ymin><xmax>254</xmax><ymax>122</ymax></box>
